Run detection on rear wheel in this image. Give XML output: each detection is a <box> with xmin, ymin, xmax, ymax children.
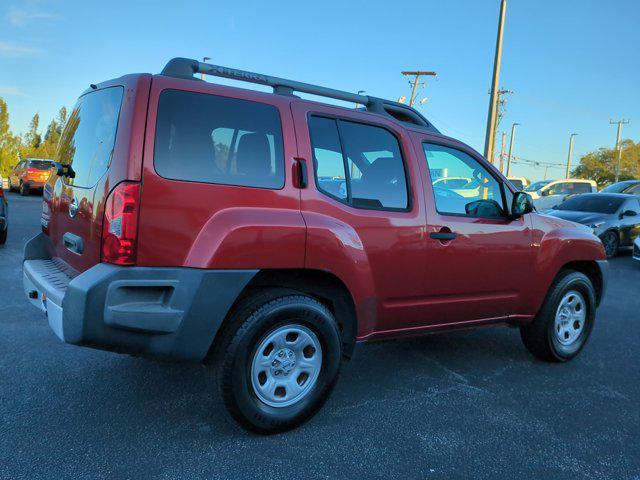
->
<box><xmin>520</xmin><ymin>270</ymin><xmax>596</xmax><ymax>362</ymax></box>
<box><xmin>215</xmin><ymin>289</ymin><xmax>342</xmax><ymax>434</ymax></box>
<box><xmin>19</xmin><ymin>182</ymin><xmax>29</xmax><ymax>196</ymax></box>
<box><xmin>601</xmin><ymin>231</ymin><xmax>619</xmax><ymax>258</ymax></box>
<box><xmin>0</xmin><ymin>228</ymin><xmax>6</xmax><ymax>244</ymax></box>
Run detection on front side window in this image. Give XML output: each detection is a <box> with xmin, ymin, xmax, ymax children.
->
<box><xmin>154</xmin><ymin>90</ymin><xmax>284</xmax><ymax>189</ymax></box>
<box><xmin>309</xmin><ymin>116</ymin><xmax>408</xmax><ymax>210</ymax></box>
<box><xmin>57</xmin><ymin>86</ymin><xmax>123</xmax><ymax>188</ymax></box>
<box><xmin>423</xmin><ymin>143</ymin><xmax>505</xmax><ymax>218</ymax></box>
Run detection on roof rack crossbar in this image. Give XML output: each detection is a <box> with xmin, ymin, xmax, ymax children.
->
<box><xmin>161</xmin><ymin>57</ymin><xmax>438</xmax><ymax>132</ymax></box>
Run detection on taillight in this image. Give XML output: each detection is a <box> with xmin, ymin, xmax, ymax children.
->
<box><xmin>101</xmin><ymin>182</ymin><xmax>141</xmax><ymax>265</ymax></box>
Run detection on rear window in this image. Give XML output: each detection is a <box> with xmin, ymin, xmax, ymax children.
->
<box><xmin>154</xmin><ymin>90</ymin><xmax>284</xmax><ymax>189</ymax></box>
<box><xmin>27</xmin><ymin>160</ymin><xmax>53</xmax><ymax>170</ymax></box>
<box><xmin>555</xmin><ymin>194</ymin><xmax>624</xmax><ymax>214</ymax></box>
<box><xmin>57</xmin><ymin>86</ymin><xmax>123</xmax><ymax>188</ymax></box>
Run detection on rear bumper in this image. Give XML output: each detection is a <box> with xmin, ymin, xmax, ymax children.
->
<box><xmin>22</xmin><ymin>233</ymin><xmax>257</xmax><ymax>362</ymax></box>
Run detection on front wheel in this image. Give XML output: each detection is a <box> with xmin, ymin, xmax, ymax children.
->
<box><xmin>215</xmin><ymin>290</ymin><xmax>342</xmax><ymax>434</ymax></box>
<box><xmin>601</xmin><ymin>231</ymin><xmax>619</xmax><ymax>259</ymax></box>
<box><xmin>0</xmin><ymin>228</ymin><xmax>6</xmax><ymax>245</ymax></box>
<box><xmin>520</xmin><ymin>270</ymin><xmax>596</xmax><ymax>362</ymax></box>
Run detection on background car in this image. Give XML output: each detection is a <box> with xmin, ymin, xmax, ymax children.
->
<box><xmin>527</xmin><ymin>178</ymin><xmax>597</xmax><ymax>211</ymax></box>
<box><xmin>0</xmin><ymin>183</ymin><xmax>7</xmax><ymax>245</ymax></box>
<box><xmin>546</xmin><ymin>193</ymin><xmax>640</xmax><ymax>258</ymax></box>
<box><xmin>633</xmin><ymin>236</ymin><xmax>640</xmax><ymax>263</ymax></box>
<box><xmin>600</xmin><ymin>179</ymin><xmax>640</xmax><ymax>195</ymax></box>
<box><xmin>507</xmin><ymin>176</ymin><xmax>530</xmax><ymax>190</ymax></box>
<box><xmin>7</xmin><ymin>158</ymin><xmax>54</xmax><ymax>196</ymax></box>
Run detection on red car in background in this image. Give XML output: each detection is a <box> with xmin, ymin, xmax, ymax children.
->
<box><xmin>8</xmin><ymin>158</ymin><xmax>54</xmax><ymax>196</ymax></box>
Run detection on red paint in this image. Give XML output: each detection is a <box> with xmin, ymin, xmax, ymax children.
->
<box><xmin>45</xmin><ymin>71</ymin><xmax>606</xmax><ymax>341</ymax></box>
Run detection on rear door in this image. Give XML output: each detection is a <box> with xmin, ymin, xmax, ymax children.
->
<box><xmin>291</xmin><ymin>101</ymin><xmax>431</xmax><ymax>337</ymax></box>
<box><xmin>47</xmin><ymin>86</ymin><xmax>125</xmax><ymax>271</ymax></box>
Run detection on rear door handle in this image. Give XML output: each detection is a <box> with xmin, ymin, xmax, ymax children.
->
<box><xmin>430</xmin><ymin>230</ymin><xmax>457</xmax><ymax>241</ymax></box>
<box><xmin>63</xmin><ymin>232</ymin><xmax>84</xmax><ymax>255</ymax></box>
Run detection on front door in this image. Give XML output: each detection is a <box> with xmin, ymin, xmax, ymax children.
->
<box><xmin>412</xmin><ymin>134</ymin><xmax>534</xmax><ymax>325</ymax></box>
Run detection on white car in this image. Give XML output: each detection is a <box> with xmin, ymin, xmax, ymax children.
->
<box><xmin>526</xmin><ymin>179</ymin><xmax>597</xmax><ymax>211</ymax></box>
<box><xmin>507</xmin><ymin>177</ymin><xmax>530</xmax><ymax>190</ymax></box>
<box><xmin>634</xmin><ymin>237</ymin><xmax>640</xmax><ymax>263</ymax></box>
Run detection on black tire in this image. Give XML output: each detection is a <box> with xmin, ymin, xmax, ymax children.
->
<box><xmin>0</xmin><ymin>228</ymin><xmax>6</xmax><ymax>245</ymax></box>
<box><xmin>215</xmin><ymin>289</ymin><xmax>342</xmax><ymax>434</ymax></box>
<box><xmin>520</xmin><ymin>270</ymin><xmax>596</xmax><ymax>362</ymax></box>
<box><xmin>19</xmin><ymin>182</ymin><xmax>29</xmax><ymax>196</ymax></box>
<box><xmin>601</xmin><ymin>230</ymin><xmax>619</xmax><ymax>259</ymax></box>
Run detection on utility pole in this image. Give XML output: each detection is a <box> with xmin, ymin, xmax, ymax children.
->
<box><xmin>492</xmin><ymin>88</ymin><xmax>513</xmax><ymax>163</ymax></box>
<box><xmin>499</xmin><ymin>131</ymin><xmax>507</xmax><ymax>172</ymax></box>
<box><xmin>566</xmin><ymin>133</ymin><xmax>577</xmax><ymax>179</ymax></box>
<box><xmin>506</xmin><ymin>122</ymin><xmax>519</xmax><ymax>177</ymax></box>
<box><xmin>401</xmin><ymin>71</ymin><xmax>437</xmax><ymax>107</ymax></box>
<box><xmin>201</xmin><ymin>56</ymin><xmax>211</xmax><ymax>80</ymax></box>
<box><xmin>483</xmin><ymin>0</ymin><xmax>508</xmax><ymax>162</ymax></box>
<box><xmin>610</xmin><ymin>119</ymin><xmax>630</xmax><ymax>182</ymax></box>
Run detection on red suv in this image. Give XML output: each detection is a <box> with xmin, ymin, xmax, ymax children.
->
<box><xmin>23</xmin><ymin>58</ymin><xmax>608</xmax><ymax>433</ymax></box>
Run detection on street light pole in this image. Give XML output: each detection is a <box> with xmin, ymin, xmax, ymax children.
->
<box><xmin>499</xmin><ymin>131</ymin><xmax>507</xmax><ymax>172</ymax></box>
<box><xmin>566</xmin><ymin>133</ymin><xmax>577</xmax><ymax>179</ymax></box>
<box><xmin>483</xmin><ymin>0</ymin><xmax>507</xmax><ymax>162</ymax></box>
<box><xmin>506</xmin><ymin>122</ymin><xmax>519</xmax><ymax>177</ymax></box>
<box><xmin>201</xmin><ymin>56</ymin><xmax>211</xmax><ymax>80</ymax></box>
<box><xmin>610</xmin><ymin>119</ymin><xmax>630</xmax><ymax>182</ymax></box>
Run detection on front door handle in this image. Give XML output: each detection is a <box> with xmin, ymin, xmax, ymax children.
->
<box><xmin>430</xmin><ymin>229</ymin><xmax>457</xmax><ymax>241</ymax></box>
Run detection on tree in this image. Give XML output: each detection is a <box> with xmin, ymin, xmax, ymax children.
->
<box><xmin>0</xmin><ymin>98</ymin><xmax>20</xmax><ymax>177</ymax></box>
<box><xmin>23</xmin><ymin>113</ymin><xmax>42</xmax><ymax>154</ymax></box>
<box><xmin>572</xmin><ymin>139</ymin><xmax>640</xmax><ymax>187</ymax></box>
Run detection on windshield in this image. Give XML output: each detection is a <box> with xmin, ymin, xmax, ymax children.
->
<box><xmin>509</xmin><ymin>179</ymin><xmax>524</xmax><ymax>190</ymax></box>
<box><xmin>601</xmin><ymin>181</ymin><xmax>639</xmax><ymax>193</ymax></box>
<box><xmin>525</xmin><ymin>180</ymin><xmax>551</xmax><ymax>192</ymax></box>
<box><xmin>555</xmin><ymin>194</ymin><xmax>624</xmax><ymax>214</ymax></box>
<box><xmin>27</xmin><ymin>160</ymin><xmax>53</xmax><ymax>170</ymax></box>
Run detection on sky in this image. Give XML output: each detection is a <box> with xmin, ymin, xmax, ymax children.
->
<box><xmin>1</xmin><ymin>0</ymin><xmax>639</xmax><ymax>182</ymax></box>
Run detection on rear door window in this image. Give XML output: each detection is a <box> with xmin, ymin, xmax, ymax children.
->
<box><xmin>154</xmin><ymin>90</ymin><xmax>284</xmax><ymax>189</ymax></box>
<box><xmin>57</xmin><ymin>86</ymin><xmax>123</xmax><ymax>188</ymax></box>
<box><xmin>308</xmin><ymin>116</ymin><xmax>409</xmax><ymax>210</ymax></box>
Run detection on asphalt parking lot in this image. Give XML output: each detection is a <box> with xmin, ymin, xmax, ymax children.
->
<box><xmin>1</xmin><ymin>192</ymin><xmax>639</xmax><ymax>480</ymax></box>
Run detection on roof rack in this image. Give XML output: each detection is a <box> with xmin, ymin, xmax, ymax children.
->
<box><xmin>161</xmin><ymin>57</ymin><xmax>439</xmax><ymax>133</ymax></box>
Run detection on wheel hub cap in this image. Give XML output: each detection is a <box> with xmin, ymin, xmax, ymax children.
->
<box><xmin>554</xmin><ymin>290</ymin><xmax>586</xmax><ymax>346</ymax></box>
<box><xmin>251</xmin><ymin>324</ymin><xmax>323</xmax><ymax>408</ymax></box>
<box><xmin>271</xmin><ymin>348</ymin><xmax>296</xmax><ymax>376</ymax></box>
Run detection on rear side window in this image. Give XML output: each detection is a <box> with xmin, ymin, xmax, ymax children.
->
<box><xmin>154</xmin><ymin>90</ymin><xmax>284</xmax><ymax>189</ymax></box>
<box><xmin>572</xmin><ymin>182</ymin><xmax>593</xmax><ymax>194</ymax></box>
<box><xmin>308</xmin><ymin>116</ymin><xmax>408</xmax><ymax>210</ymax></box>
<box><xmin>57</xmin><ymin>87</ymin><xmax>123</xmax><ymax>188</ymax></box>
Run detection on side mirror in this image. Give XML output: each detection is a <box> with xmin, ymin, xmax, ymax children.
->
<box><xmin>511</xmin><ymin>191</ymin><xmax>534</xmax><ymax>218</ymax></box>
<box><xmin>621</xmin><ymin>210</ymin><xmax>638</xmax><ymax>218</ymax></box>
<box><xmin>53</xmin><ymin>162</ymin><xmax>75</xmax><ymax>179</ymax></box>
